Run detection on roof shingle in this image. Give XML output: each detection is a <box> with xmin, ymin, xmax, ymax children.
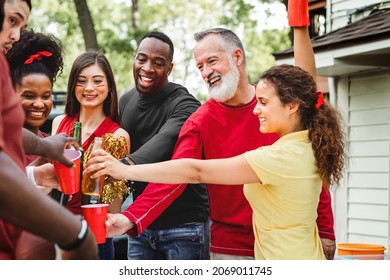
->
<box><xmin>275</xmin><ymin>8</ymin><xmax>390</xmax><ymax>57</ymax></box>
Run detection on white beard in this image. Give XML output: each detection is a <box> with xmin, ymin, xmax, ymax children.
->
<box><xmin>208</xmin><ymin>57</ymin><xmax>239</xmax><ymax>103</ymax></box>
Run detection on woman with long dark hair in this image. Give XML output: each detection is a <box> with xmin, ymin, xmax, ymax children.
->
<box><xmin>52</xmin><ymin>51</ymin><xmax>130</xmax><ymax>260</ymax></box>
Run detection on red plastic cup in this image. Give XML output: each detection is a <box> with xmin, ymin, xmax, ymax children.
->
<box><xmin>288</xmin><ymin>0</ymin><xmax>310</xmax><ymax>27</ymax></box>
<box><xmin>53</xmin><ymin>149</ymin><xmax>82</xmax><ymax>195</ymax></box>
<box><xmin>81</xmin><ymin>204</ymin><xmax>109</xmax><ymax>244</ymax></box>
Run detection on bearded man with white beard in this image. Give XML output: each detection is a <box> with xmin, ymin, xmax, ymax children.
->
<box><xmin>108</xmin><ymin>27</ymin><xmax>336</xmax><ymax>260</ymax></box>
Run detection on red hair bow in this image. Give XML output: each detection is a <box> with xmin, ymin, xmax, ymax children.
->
<box><xmin>24</xmin><ymin>51</ymin><xmax>53</xmax><ymax>65</ymax></box>
<box><xmin>314</xmin><ymin>91</ymin><xmax>325</xmax><ymax>110</ymax></box>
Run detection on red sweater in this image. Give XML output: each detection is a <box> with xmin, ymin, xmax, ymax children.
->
<box><xmin>123</xmin><ymin>95</ymin><xmax>335</xmax><ymax>256</ymax></box>
<box><xmin>0</xmin><ymin>55</ymin><xmax>26</xmax><ymax>259</ymax></box>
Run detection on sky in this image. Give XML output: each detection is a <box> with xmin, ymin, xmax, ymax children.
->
<box><xmin>252</xmin><ymin>1</ymin><xmax>288</xmax><ymax>31</ymax></box>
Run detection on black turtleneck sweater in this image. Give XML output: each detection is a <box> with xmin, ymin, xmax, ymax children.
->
<box><xmin>119</xmin><ymin>82</ymin><xmax>209</xmax><ymax>229</ymax></box>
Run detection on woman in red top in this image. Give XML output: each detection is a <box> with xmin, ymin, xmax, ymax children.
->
<box><xmin>52</xmin><ymin>51</ymin><xmax>130</xmax><ymax>260</ymax></box>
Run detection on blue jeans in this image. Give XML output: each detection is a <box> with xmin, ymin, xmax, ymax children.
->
<box><xmin>127</xmin><ymin>221</ymin><xmax>210</xmax><ymax>260</ymax></box>
<box><xmin>98</xmin><ymin>237</ymin><xmax>114</xmax><ymax>260</ymax></box>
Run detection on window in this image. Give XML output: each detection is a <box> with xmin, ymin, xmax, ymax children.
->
<box><xmin>309</xmin><ymin>0</ymin><xmax>327</xmax><ymax>37</ymax></box>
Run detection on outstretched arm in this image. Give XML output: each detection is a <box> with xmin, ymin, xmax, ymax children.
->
<box><xmin>293</xmin><ymin>27</ymin><xmax>316</xmax><ymax>81</ymax></box>
<box><xmin>120</xmin><ymin>91</ymin><xmax>200</xmax><ymax>165</ymax></box>
<box><xmin>289</xmin><ymin>0</ymin><xmax>316</xmax><ymax>80</ymax></box>
<box><xmin>23</xmin><ymin>128</ymin><xmax>79</xmax><ymax>168</ymax></box>
<box><xmin>84</xmin><ymin>149</ymin><xmax>259</xmax><ymax>186</ymax></box>
<box><xmin>0</xmin><ymin>151</ymin><xmax>98</xmax><ymax>259</ymax></box>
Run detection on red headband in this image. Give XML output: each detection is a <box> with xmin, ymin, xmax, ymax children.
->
<box><xmin>24</xmin><ymin>51</ymin><xmax>53</xmax><ymax>65</ymax></box>
<box><xmin>314</xmin><ymin>91</ymin><xmax>325</xmax><ymax>110</ymax></box>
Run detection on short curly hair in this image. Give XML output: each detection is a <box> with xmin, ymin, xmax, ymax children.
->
<box><xmin>6</xmin><ymin>28</ymin><xmax>64</xmax><ymax>87</ymax></box>
<box><xmin>139</xmin><ymin>31</ymin><xmax>174</xmax><ymax>62</ymax></box>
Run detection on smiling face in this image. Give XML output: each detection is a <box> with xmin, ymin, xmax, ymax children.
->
<box><xmin>194</xmin><ymin>34</ymin><xmax>239</xmax><ymax>102</ymax></box>
<box><xmin>253</xmin><ymin>79</ymin><xmax>294</xmax><ymax>137</ymax></box>
<box><xmin>133</xmin><ymin>37</ymin><xmax>173</xmax><ymax>95</ymax></box>
<box><xmin>16</xmin><ymin>73</ymin><xmax>53</xmax><ymax>134</ymax></box>
<box><xmin>75</xmin><ymin>64</ymin><xmax>108</xmax><ymax>109</ymax></box>
<box><xmin>0</xmin><ymin>0</ymin><xmax>30</xmax><ymax>55</ymax></box>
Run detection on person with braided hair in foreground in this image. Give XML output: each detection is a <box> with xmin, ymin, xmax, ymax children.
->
<box><xmin>85</xmin><ymin>0</ymin><xmax>346</xmax><ymax>260</ymax></box>
<box><xmin>0</xmin><ymin>0</ymin><xmax>98</xmax><ymax>260</ymax></box>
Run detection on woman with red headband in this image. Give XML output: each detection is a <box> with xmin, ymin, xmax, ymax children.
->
<box><xmin>6</xmin><ymin>29</ymin><xmax>64</xmax><ymax>167</ymax></box>
<box><xmin>6</xmin><ymin>29</ymin><xmax>65</xmax><ymax>203</ymax></box>
<box><xmin>85</xmin><ymin>0</ymin><xmax>346</xmax><ymax>260</ymax></box>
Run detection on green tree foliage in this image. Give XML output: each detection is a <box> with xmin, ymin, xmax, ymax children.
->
<box><xmin>29</xmin><ymin>0</ymin><xmax>290</xmax><ymax>101</ymax></box>
<box><xmin>245</xmin><ymin>28</ymin><xmax>291</xmax><ymax>84</ymax></box>
<box><xmin>73</xmin><ymin>0</ymin><xmax>99</xmax><ymax>50</ymax></box>
<box><xmin>30</xmin><ymin>0</ymin><xmax>138</xmax><ymax>92</ymax></box>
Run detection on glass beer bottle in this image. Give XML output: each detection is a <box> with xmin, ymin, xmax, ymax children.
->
<box><xmin>81</xmin><ymin>137</ymin><xmax>104</xmax><ymax>204</ymax></box>
<box><xmin>73</xmin><ymin>121</ymin><xmax>84</xmax><ymax>184</ymax></box>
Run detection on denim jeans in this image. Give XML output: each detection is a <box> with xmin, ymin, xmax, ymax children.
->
<box><xmin>127</xmin><ymin>220</ymin><xmax>210</xmax><ymax>260</ymax></box>
<box><xmin>98</xmin><ymin>237</ymin><xmax>114</xmax><ymax>260</ymax></box>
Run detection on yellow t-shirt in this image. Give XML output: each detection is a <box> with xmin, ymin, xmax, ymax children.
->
<box><xmin>244</xmin><ymin>130</ymin><xmax>325</xmax><ymax>260</ymax></box>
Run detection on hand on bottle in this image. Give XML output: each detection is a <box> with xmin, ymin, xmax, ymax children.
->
<box><xmin>105</xmin><ymin>213</ymin><xmax>135</xmax><ymax>238</ymax></box>
<box><xmin>83</xmin><ymin>149</ymin><xmax>127</xmax><ymax>181</ymax></box>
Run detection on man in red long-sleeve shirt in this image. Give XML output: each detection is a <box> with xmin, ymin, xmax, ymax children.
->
<box><xmin>109</xmin><ymin>28</ymin><xmax>336</xmax><ymax>260</ymax></box>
